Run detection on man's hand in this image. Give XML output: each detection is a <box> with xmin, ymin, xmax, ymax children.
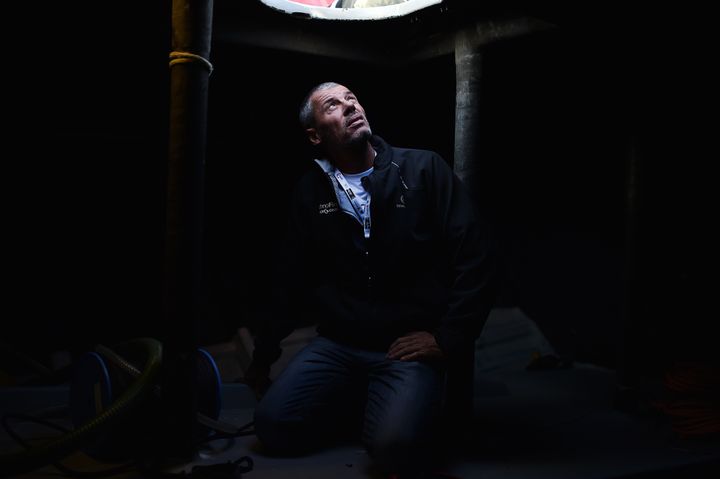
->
<box><xmin>386</xmin><ymin>331</ymin><xmax>444</xmax><ymax>362</ymax></box>
<box><xmin>241</xmin><ymin>361</ymin><xmax>272</xmax><ymax>400</ymax></box>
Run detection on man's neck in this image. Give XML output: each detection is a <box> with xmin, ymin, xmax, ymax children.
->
<box><xmin>330</xmin><ymin>141</ymin><xmax>375</xmax><ymax>174</ymax></box>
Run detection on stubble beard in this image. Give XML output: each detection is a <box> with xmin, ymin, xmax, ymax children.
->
<box><xmin>346</xmin><ymin>125</ymin><xmax>372</xmax><ymax>150</ymax></box>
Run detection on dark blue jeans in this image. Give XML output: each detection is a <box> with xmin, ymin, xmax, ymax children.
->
<box><xmin>254</xmin><ymin>336</ymin><xmax>445</xmax><ymax>473</ymax></box>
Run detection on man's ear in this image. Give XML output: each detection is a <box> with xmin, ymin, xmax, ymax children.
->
<box><xmin>306</xmin><ymin>128</ymin><xmax>321</xmax><ymax>146</ymax></box>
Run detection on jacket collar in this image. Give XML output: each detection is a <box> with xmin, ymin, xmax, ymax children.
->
<box><xmin>369</xmin><ymin>135</ymin><xmax>392</xmax><ymax>170</ymax></box>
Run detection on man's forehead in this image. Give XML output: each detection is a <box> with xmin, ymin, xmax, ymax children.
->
<box><xmin>314</xmin><ymin>85</ymin><xmax>353</xmax><ymax>103</ymax></box>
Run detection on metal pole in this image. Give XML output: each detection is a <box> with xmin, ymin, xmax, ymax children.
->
<box><xmin>616</xmin><ymin>138</ymin><xmax>643</xmax><ymax>410</ymax></box>
<box><xmin>162</xmin><ymin>0</ymin><xmax>214</xmax><ymax>461</ymax></box>
<box><xmin>447</xmin><ymin>29</ymin><xmax>484</xmax><ymax>439</ymax></box>
<box><xmin>454</xmin><ymin>28</ymin><xmax>483</xmax><ymax>200</ymax></box>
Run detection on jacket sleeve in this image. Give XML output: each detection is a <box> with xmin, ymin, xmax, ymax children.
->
<box><xmin>429</xmin><ymin>154</ymin><xmax>498</xmax><ymax>358</ymax></box>
<box><xmin>251</xmin><ymin>184</ymin><xmax>312</xmax><ymax>367</ymax></box>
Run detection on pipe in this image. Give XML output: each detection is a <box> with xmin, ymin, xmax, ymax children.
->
<box><xmin>161</xmin><ymin>0</ymin><xmax>214</xmax><ymax>461</ymax></box>
<box><xmin>453</xmin><ymin>28</ymin><xmax>483</xmax><ymax>199</ymax></box>
<box><xmin>446</xmin><ymin>29</ymin><xmax>484</xmax><ymax>431</ymax></box>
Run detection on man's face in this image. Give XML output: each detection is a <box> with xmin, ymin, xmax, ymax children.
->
<box><xmin>307</xmin><ymin>84</ymin><xmax>372</xmax><ymax>150</ymax></box>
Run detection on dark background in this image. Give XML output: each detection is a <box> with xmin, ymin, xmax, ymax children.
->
<box><xmin>5</xmin><ymin>1</ymin><xmax>716</xmax><ymax>383</ymax></box>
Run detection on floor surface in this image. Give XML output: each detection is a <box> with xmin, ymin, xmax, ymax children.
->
<box><xmin>2</xmin><ymin>308</ymin><xmax>718</xmax><ymax>478</ymax></box>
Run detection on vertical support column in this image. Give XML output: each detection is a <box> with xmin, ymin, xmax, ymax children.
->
<box><xmin>616</xmin><ymin>138</ymin><xmax>644</xmax><ymax>409</ymax></box>
<box><xmin>454</xmin><ymin>29</ymin><xmax>483</xmax><ymax>199</ymax></box>
<box><xmin>162</xmin><ymin>0</ymin><xmax>214</xmax><ymax>461</ymax></box>
<box><xmin>446</xmin><ymin>30</ymin><xmax>484</xmax><ymax>438</ymax></box>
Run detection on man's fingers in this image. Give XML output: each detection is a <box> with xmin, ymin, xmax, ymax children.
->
<box><xmin>399</xmin><ymin>351</ymin><xmax>419</xmax><ymax>361</ymax></box>
<box><xmin>387</xmin><ymin>344</ymin><xmax>414</xmax><ymax>359</ymax></box>
<box><xmin>399</xmin><ymin>348</ymin><xmax>437</xmax><ymax>362</ymax></box>
<box><xmin>399</xmin><ymin>346</ymin><xmax>444</xmax><ymax>362</ymax></box>
<box><xmin>387</xmin><ymin>338</ymin><xmax>412</xmax><ymax>355</ymax></box>
<box><xmin>387</xmin><ymin>331</ymin><xmax>443</xmax><ymax>360</ymax></box>
<box><xmin>389</xmin><ymin>331</ymin><xmax>425</xmax><ymax>346</ymax></box>
<box><xmin>387</xmin><ymin>341</ymin><xmax>420</xmax><ymax>359</ymax></box>
<box><xmin>388</xmin><ymin>335</ymin><xmax>412</xmax><ymax>350</ymax></box>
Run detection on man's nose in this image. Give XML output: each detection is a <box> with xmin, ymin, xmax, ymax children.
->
<box><xmin>342</xmin><ymin>99</ymin><xmax>357</xmax><ymax>114</ymax></box>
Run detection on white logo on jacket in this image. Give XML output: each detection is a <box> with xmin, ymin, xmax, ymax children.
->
<box><xmin>318</xmin><ymin>201</ymin><xmax>339</xmax><ymax>214</ymax></box>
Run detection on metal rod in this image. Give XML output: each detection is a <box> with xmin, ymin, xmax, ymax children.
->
<box><xmin>161</xmin><ymin>0</ymin><xmax>214</xmax><ymax>461</ymax></box>
<box><xmin>454</xmin><ymin>29</ymin><xmax>483</xmax><ymax>199</ymax></box>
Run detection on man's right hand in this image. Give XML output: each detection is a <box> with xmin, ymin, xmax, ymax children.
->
<box><xmin>241</xmin><ymin>361</ymin><xmax>272</xmax><ymax>400</ymax></box>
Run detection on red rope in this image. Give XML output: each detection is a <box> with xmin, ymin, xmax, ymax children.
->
<box><xmin>652</xmin><ymin>362</ymin><xmax>720</xmax><ymax>438</ymax></box>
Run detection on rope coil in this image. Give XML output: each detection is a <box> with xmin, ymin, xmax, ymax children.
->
<box><xmin>169</xmin><ymin>51</ymin><xmax>213</xmax><ymax>74</ymax></box>
<box><xmin>653</xmin><ymin>362</ymin><xmax>720</xmax><ymax>438</ymax></box>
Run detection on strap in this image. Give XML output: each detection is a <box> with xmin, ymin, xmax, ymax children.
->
<box><xmin>334</xmin><ymin>170</ymin><xmax>371</xmax><ymax>239</ymax></box>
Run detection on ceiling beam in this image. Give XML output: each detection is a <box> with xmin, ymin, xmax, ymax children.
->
<box><xmin>214</xmin><ymin>15</ymin><xmax>555</xmax><ymax>66</ymax></box>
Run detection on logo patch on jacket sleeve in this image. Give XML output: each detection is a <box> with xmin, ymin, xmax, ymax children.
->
<box><xmin>318</xmin><ymin>201</ymin><xmax>339</xmax><ymax>215</ymax></box>
<box><xmin>395</xmin><ymin>194</ymin><xmax>406</xmax><ymax>208</ymax></box>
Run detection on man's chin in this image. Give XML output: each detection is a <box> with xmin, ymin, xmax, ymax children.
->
<box><xmin>347</xmin><ymin>127</ymin><xmax>372</xmax><ymax>147</ymax></box>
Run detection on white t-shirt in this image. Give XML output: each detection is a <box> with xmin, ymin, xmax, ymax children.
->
<box><xmin>341</xmin><ymin>166</ymin><xmax>373</xmax><ymax>215</ymax></box>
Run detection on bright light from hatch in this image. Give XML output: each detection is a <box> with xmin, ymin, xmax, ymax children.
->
<box><xmin>259</xmin><ymin>0</ymin><xmax>443</xmax><ymax>20</ymax></box>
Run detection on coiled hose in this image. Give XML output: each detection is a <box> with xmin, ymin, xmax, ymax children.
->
<box><xmin>0</xmin><ymin>337</ymin><xmax>162</xmax><ymax>478</ymax></box>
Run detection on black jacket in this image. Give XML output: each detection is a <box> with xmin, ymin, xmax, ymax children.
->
<box><xmin>253</xmin><ymin>136</ymin><xmax>496</xmax><ymax>365</ymax></box>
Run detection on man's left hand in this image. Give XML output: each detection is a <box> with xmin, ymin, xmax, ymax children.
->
<box><xmin>386</xmin><ymin>331</ymin><xmax>444</xmax><ymax>362</ymax></box>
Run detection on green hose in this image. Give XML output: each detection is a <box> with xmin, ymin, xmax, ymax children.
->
<box><xmin>0</xmin><ymin>337</ymin><xmax>162</xmax><ymax>478</ymax></box>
